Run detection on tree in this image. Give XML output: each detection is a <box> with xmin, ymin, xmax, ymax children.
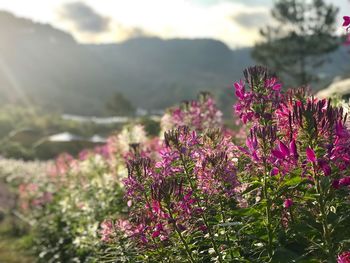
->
<box><xmin>252</xmin><ymin>0</ymin><xmax>339</xmax><ymax>86</ymax></box>
<box><xmin>105</xmin><ymin>92</ymin><xmax>135</xmax><ymax>116</ymax></box>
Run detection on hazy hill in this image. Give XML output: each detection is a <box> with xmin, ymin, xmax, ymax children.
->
<box><xmin>0</xmin><ymin>11</ymin><xmax>348</xmax><ymax>116</ymax></box>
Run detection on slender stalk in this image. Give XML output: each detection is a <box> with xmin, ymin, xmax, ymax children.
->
<box><xmin>219</xmin><ymin>198</ymin><xmax>235</xmax><ymax>260</ymax></box>
<box><xmin>263</xmin><ymin>166</ymin><xmax>273</xmax><ymax>259</ymax></box>
<box><xmin>165</xmin><ymin>203</ymin><xmax>196</xmax><ymax>263</ymax></box>
<box><xmin>179</xmin><ymin>153</ymin><xmax>224</xmax><ymax>263</ymax></box>
<box><xmin>261</xmin><ymin>137</ymin><xmax>273</xmax><ymax>260</ymax></box>
<box><xmin>313</xmin><ymin>165</ymin><xmax>334</xmax><ymax>261</ymax></box>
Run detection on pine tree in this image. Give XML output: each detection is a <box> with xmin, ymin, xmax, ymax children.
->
<box><xmin>252</xmin><ymin>0</ymin><xmax>339</xmax><ymax>86</ymax></box>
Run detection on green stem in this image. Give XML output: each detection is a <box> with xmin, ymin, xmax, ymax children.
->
<box><xmin>260</xmin><ymin>135</ymin><xmax>273</xmax><ymax>261</ymax></box>
<box><xmin>219</xmin><ymin>198</ymin><xmax>235</xmax><ymax>260</ymax></box>
<box><xmin>263</xmin><ymin>167</ymin><xmax>273</xmax><ymax>259</ymax></box>
<box><xmin>314</xmin><ymin>168</ymin><xmax>334</xmax><ymax>261</ymax></box>
<box><xmin>179</xmin><ymin>153</ymin><xmax>224</xmax><ymax>263</ymax></box>
<box><xmin>166</xmin><ymin>203</ymin><xmax>196</xmax><ymax>263</ymax></box>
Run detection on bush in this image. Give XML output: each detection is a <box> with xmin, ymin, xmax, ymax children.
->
<box><xmin>20</xmin><ymin>67</ymin><xmax>350</xmax><ymax>262</ymax></box>
<box><xmin>99</xmin><ymin>67</ymin><xmax>350</xmax><ymax>262</ymax></box>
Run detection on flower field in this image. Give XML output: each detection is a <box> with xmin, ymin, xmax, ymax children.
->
<box><xmin>3</xmin><ymin>66</ymin><xmax>348</xmax><ymax>262</ymax></box>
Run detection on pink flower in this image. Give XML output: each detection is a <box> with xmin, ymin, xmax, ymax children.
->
<box><xmin>283</xmin><ymin>198</ymin><xmax>293</xmax><ymax>209</ymax></box>
<box><xmin>343</xmin><ymin>16</ymin><xmax>350</xmax><ymax>28</ymax></box>
<box><xmin>278</xmin><ymin>141</ymin><xmax>290</xmax><ymax>157</ymax></box>
<box><xmin>306</xmin><ymin>147</ymin><xmax>316</xmax><ymax>163</ymax></box>
<box><xmin>270</xmin><ymin>167</ymin><xmax>279</xmax><ymax>176</ymax></box>
<box><xmin>339</xmin><ymin>176</ymin><xmax>350</xmax><ymax>187</ymax></box>
<box><xmin>234</xmin><ymin>80</ymin><xmax>245</xmax><ymax>100</ymax></box>
<box><xmin>265</xmin><ymin>77</ymin><xmax>282</xmax><ymax>91</ymax></box>
<box><xmin>152</xmin><ymin>230</ymin><xmax>160</xmax><ymax>238</ymax></box>
<box><xmin>338</xmin><ymin>251</ymin><xmax>350</xmax><ymax>263</ymax></box>
<box><xmin>100</xmin><ymin>220</ymin><xmax>114</xmax><ymax>242</ymax></box>
<box><xmin>289</xmin><ymin>140</ymin><xmax>298</xmax><ymax>159</ymax></box>
<box><xmin>318</xmin><ymin>159</ymin><xmax>331</xmax><ymax>176</ymax></box>
<box><xmin>272</xmin><ymin>149</ymin><xmax>286</xmax><ymax>160</ymax></box>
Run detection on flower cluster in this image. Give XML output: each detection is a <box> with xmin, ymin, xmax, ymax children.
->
<box><xmin>161</xmin><ymin>92</ymin><xmax>223</xmax><ymax>132</ymax></box>
<box><xmin>105</xmin><ymin>66</ymin><xmax>350</xmax><ymax>262</ymax></box>
<box><xmin>119</xmin><ymin>126</ymin><xmax>239</xmax><ymax>261</ymax></box>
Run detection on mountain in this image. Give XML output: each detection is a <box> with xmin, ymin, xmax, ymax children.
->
<box><xmin>0</xmin><ymin>11</ymin><xmax>348</xmax><ymax>116</ymax></box>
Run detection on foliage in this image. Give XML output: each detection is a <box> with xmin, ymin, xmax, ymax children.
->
<box><xmin>253</xmin><ymin>0</ymin><xmax>339</xmax><ymax>86</ymax></box>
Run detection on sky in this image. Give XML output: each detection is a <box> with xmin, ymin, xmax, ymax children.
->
<box><xmin>0</xmin><ymin>0</ymin><xmax>348</xmax><ymax>48</ymax></box>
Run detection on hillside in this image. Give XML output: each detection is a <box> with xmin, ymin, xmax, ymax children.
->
<box><xmin>0</xmin><ymin>11</ymin><xmax>348</xmax><ymax>116</ymax></box>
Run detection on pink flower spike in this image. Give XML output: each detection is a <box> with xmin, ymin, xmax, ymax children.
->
<box><xmin>283</xmin><ymin>198</ymin><xmax>293</xmax><ymax>209</ymax></box>
<box><xmin>343</xmin><ymin>16</ymin><xmax>350</xmax><ymax>27</ymax></box>
<box><xmin>306</xmin><ymin>147</ymin><xmax>316</xmax><ymax>163</ymax></box>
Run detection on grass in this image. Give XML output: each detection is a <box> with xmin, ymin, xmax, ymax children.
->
<box><xmin>0</xmin><ymin>216</ymin><xmax>35</xmax><ymax>263</ymax></box>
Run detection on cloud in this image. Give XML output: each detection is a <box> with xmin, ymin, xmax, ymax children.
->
<box><xmin>58</xmin><ymin>2</ymin><xmax>110</xmax><ymax>33</ymax></box>
<box><xmin>233</xmin><ymin>10</ymin><xmax>271</xmax><ymax>28</ymax></box>
<box><xmin>55</xmin><ymin>0</ymin><xmax>271</xmax><ymax>47</ymax></box>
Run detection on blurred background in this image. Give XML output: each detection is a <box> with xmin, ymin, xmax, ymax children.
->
<box><xmin>0</xmin><ymin>0</ymin><xmax>348</xmax><ymax>160</ymax></box>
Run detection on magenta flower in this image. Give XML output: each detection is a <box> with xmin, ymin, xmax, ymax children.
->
<box><xmin>278</xmin><ymin>141</ymin><xmax>290</xmax><ymax>157</ymax></box>
<box><xmin>270</xmin><ymin>167</ymin><xmax>279</xmax><ymax>176</ymax></box>
<box><xmin>283</xmin><ymin>198</ymin><xmax>293</xmax><ymax>209</ymax></box>
<box><xmin>265</xmin><ymin>77</ymin><xmax>282</xmax><ymax>91</ymax></box>
<box><xmin>272</xmin><ymin>149</ymin><xmax>286</xmax><ymax>159</ymax></box>
<box><xmin>338</xmin><ymin>251</ymin><xmax>350</xmax><ymax>263</ymax></box>
<box><xmin>343</xmin><ymin>16</ymin><xmax>350</xmax><ymax>28</ymax></box>
<box><xmin>339</xmin><ymin>176</ymin><xmax>350</xmax><ymax>187</ymax></box>
<box><xmin>289</xmin><ymin>140</ymin><xmax>298</xmax><ymax>159</ymax></box>
<box><xmin>306</xmin><ymin>147</ymin><xmax>316</xmax><ymax>163</ymax></box>
<box><xmin>318</xmin><ymin>159</ymin><xmax>331</xmax><ymax>176</ymax></box>
<box><xmin>272</xmin><ymin>140</ymin><xmax>295</xmax><ymax>160</ymax></box>
<box><xmin>234</xmin><ymin>80</ymin><xmax>245</xmax><ymax>100</ymax></box>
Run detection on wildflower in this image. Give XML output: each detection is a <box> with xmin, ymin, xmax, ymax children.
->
<box><xmin>270</xmin><ymin>167</ymin><xmax>279</xmax><ymax>176</ymax></box>
<box><xmin>283</xmin><ymin>199</ymin><xmax>293</xmax><ymax>209</ymax></box>
<box><xmin>343</xmin><ymin>16</ymin><xmax>350</xmax><ymax>29</ymax></box>
<box><xmin>265</xmin><ymin>77</ymin><xmax>282</xmax><ymax>91</ymax></box>
<box><xmin>318</xmin><ymin>159</ymin><xmax>331</xmax><ymax>176</ymax></box>
<box><xmin>100</xmin><ymin>220</ymin><xmax>115</xmax><ymax>242</ymax></box>
<box><xmin>289</xmin><ymin>140</ymin><xmax>298</xmax><ymax>159</ymax></box>
<box><xmin>234</xmin><ymin>80</ymin><xmax>245</xmax><ymax>99</ymax></box>
<box><xmin>338</xmin><ymin>251</ymin><xmax>350</xmax><ymax>263</ymax></box>
<box><xmin>306</xmin><ymin>147</ymin><xmax>316</xmax><ymax>163</ymax></box>
<box><xmin>339</xmin><ymin>176</ymin><xmax>350</xmax><ymax>187</ymax></box>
